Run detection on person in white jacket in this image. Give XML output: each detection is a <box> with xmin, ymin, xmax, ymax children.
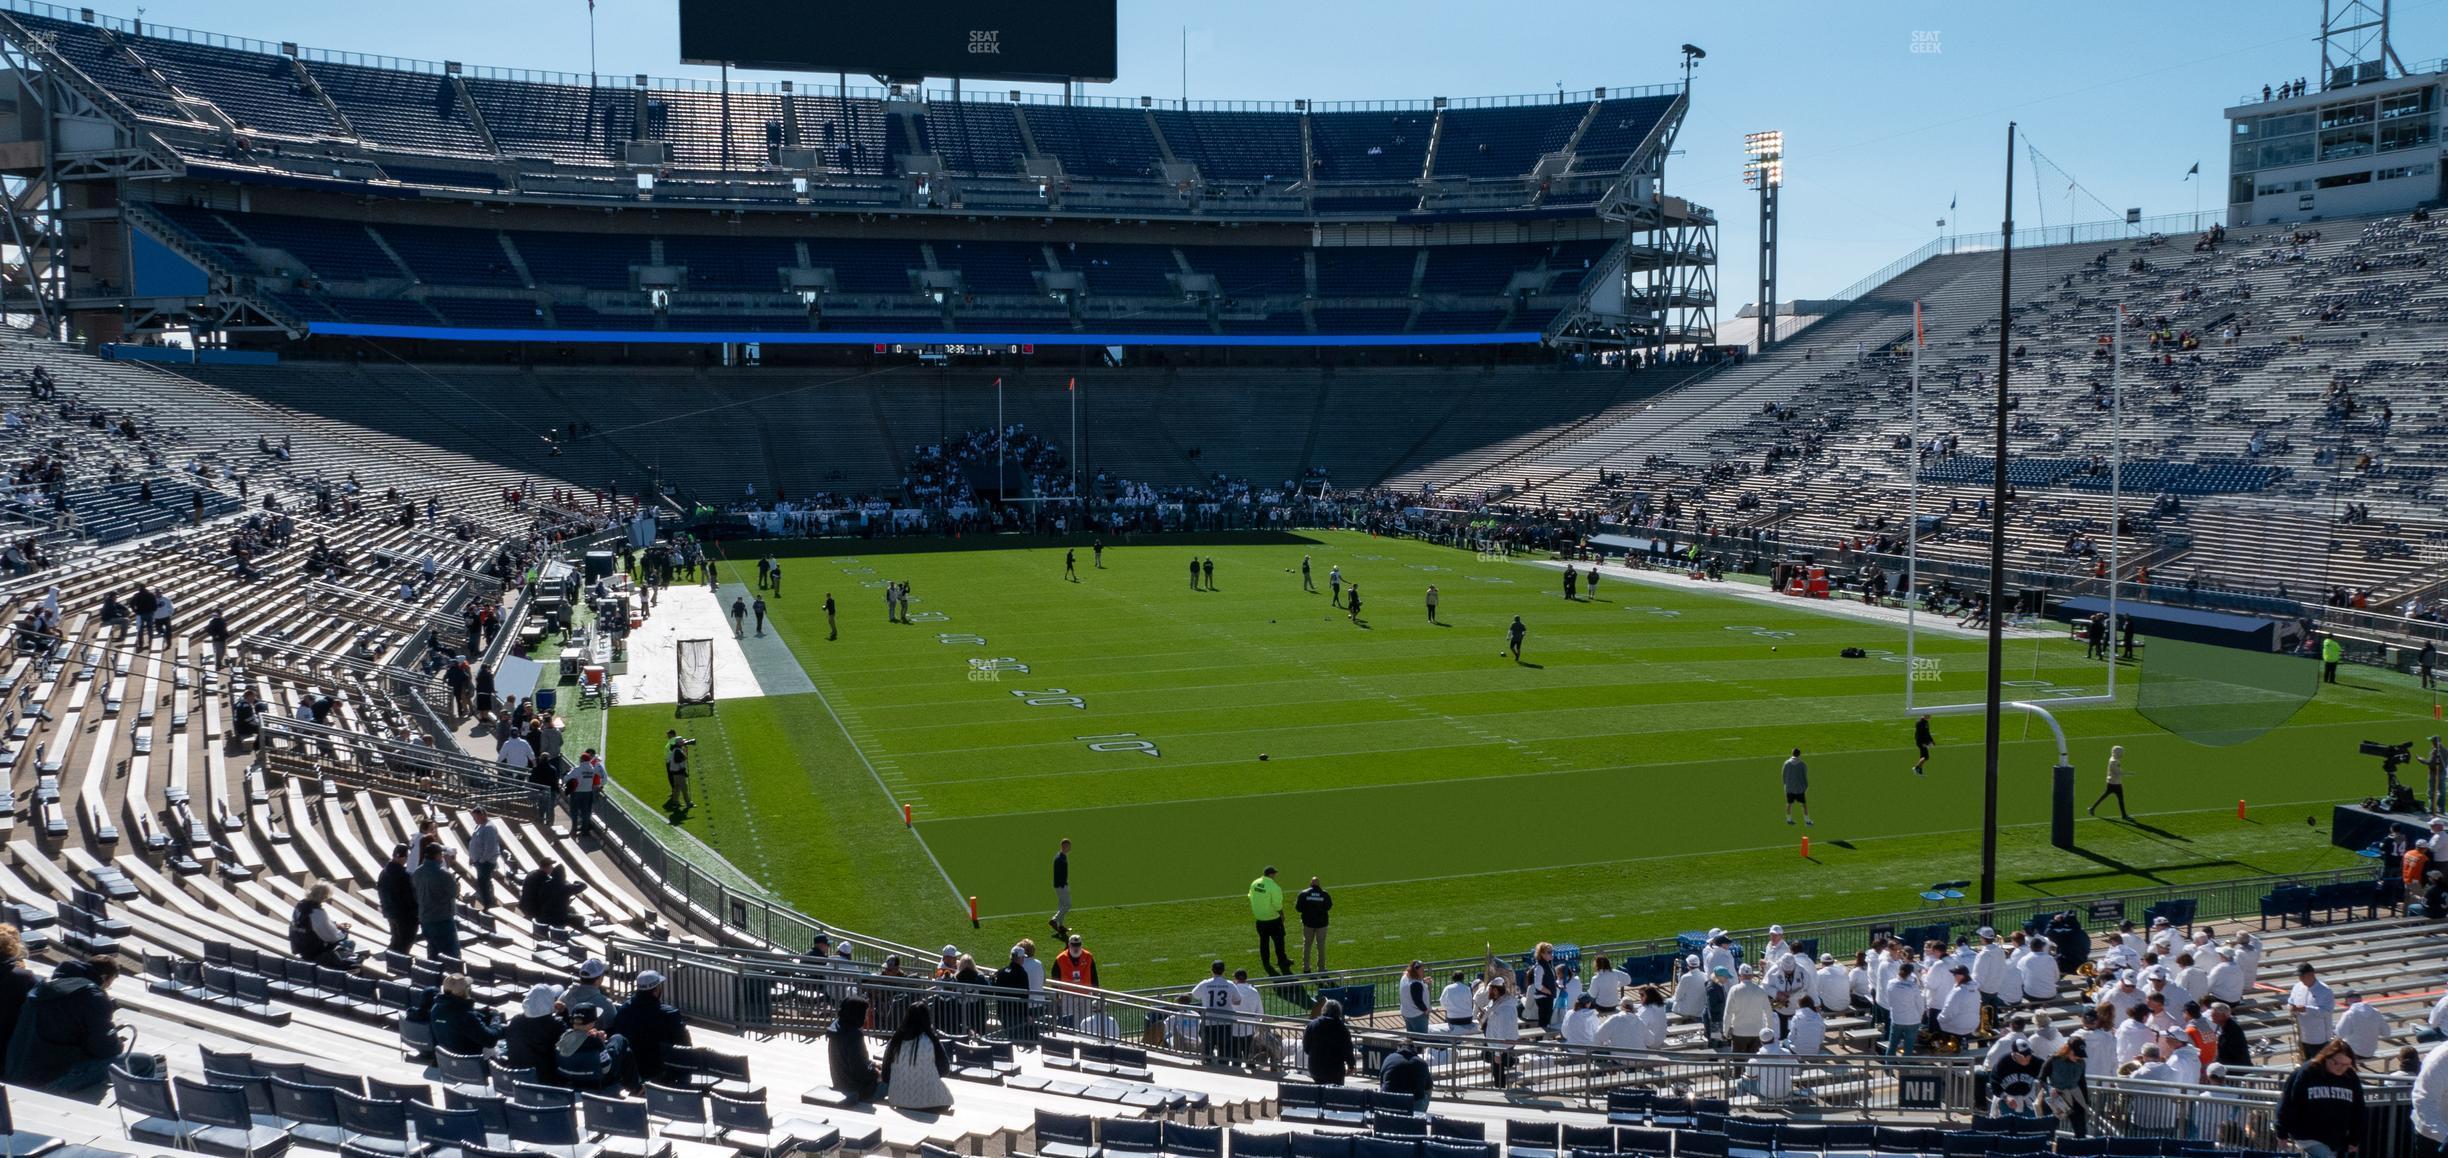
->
<box><xmin>1993</xmin><ymin>941</ymin><xmax>2026</xmax><ymax>1007</ymax></box>
<box><xmin>2115</xmin><ymin>1004</ymin><xmax>2156</xmax><ymax>1065</ymax></box>
<box><xmin>2096</xmin><ymin>931</ymin><xmax>2140</xmax><ymax>977</ymax></box>
<box><xmin>1984</xmin><ymin>1015</ymin><xmax>2033</xmax><ymax>1069</ymax></box>
<box><xmin>1971</xmin><ymin>928</ymin><xmax>2010</xmax><ymax>1006</ymax></box>
<box><xmin>2412</xmin><ymin>1039</ymin><xmax>2448</xmax><ymax>1150</ymax></box>
<box><xmin>1738</xmin><ymin>1027</ymin><xmax>1796</xmax><ymax>1101</ymax></box>
<box><xmin>2336</xmin><ymin>995</ymin><xmax>2388</xmax><ymax>1060</ymax></box>
<box><xmin>1723</xmin><ymin>965</ymin><xmax>1772</xmax><ymax>1052</ymax></box>
<box><xmin>1479</xmin><ymin>977</ymin><xmax>1521</xmax><ymax>1087</ymax></box>
<box><xmin>1439</xmin><ymin>971</ymin><xmax>1477</xmax><ymax>1030</ymax></box>
<box><xmin>1595</xmin><ymin>999</ymin><xmax>1648</xmax><ymax>1052</ymax></box>
<box><xmin>1814</xmin><ymin>954</ymin><xmax>1853</xmax><ymax>1016</ymax></box>
<box><xmin>1559</xmin><ymin>993</ymin><xmax>1601</xmax><ymax>1047</ymax></box>
<box><xmin>2095</xmin><ymin>970</ymin><xmax>2147</xmax><ymax>1020</ymax></box>
<box><xmin>1936</xmin><ymin>966</ymin><xmax>1983</xmax><ymax>1040</ymax></box>
<box><xmin>2145</xmin><ymin>915</ymin><xmax>2180</xmax><ymax>957</ymax></box>
<box><xmin>2072</xmin><ymin>1011</ymin><xmax>2119</xmax><ymax>1080</ymax></box>
<box><xmin>2029</xmin><ymin>1017</ymin><xmax>2065</xmax><ymax>1062</ymax></box>
<box><xmin>2233</xmin><ymin>932</ymin><xmax>2264</xmax><ymax>987</ymax></box>
<box><xmin>1765</xmin><ymin>952</ymin><xmax>1813</xmax><ymax>1034</ymax></box>
<box><xmin>1849</xmin><ymin>951</ymin><xmax>1880</xmax><ymax>1011</ymax></box>
<box><xmin>1702</xmin><ymin>932</ymin><xmax>1738</xmax><ymax>980</ymax></box>
<box><xmin>2146</xmin><ymin>966</ymin><xmax>2194</xmax><ymax>1018</ymax></box>
<box><xmin>1671</xmin><ymin>956</ymin><xmax>1710</xmax><ymax>1023</ymax></box>
<box><xmin>2174</xmin><ymin>952</ymin><xmax>2212</xmax><ymax>1002</ymax></box>
<box><xmin>1587</xmin><ymin>957</ymin><xmax>1628</xmax><ymax>1011</ymax></box>
<box><xmin>2205</xmin><ymin>946</ymin><xmax>2248</xmax><ymax>1005</ymax></box>
<box><xmin>1924</xmin><ymin>950</ymin><xmax>1961</xmax><ymax>1015</ymax></box>
<box><xmin>1637</xmin><ymin>987</ymin><xmax>1673</xmax><ymax>1048</ymax></box>
<box><xmin>1883</xmin><ymin>963</ymin><xmax>1927</xmax><ymax>1056</ymax></box>
<box><xmin>2016</xmin><ymin>937</ymin><xmax>2060</xmax><ymax>1003</ymax></box>
<box><xmin>1786</xmin><ymin>997</ymin><xmax>1827</xmax><ymax>1056</ymax></box>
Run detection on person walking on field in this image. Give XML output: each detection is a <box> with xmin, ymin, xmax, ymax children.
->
<box><xmin>1064</xmin><ymin>549</ymin><xmax>1078</xmax><ymax>582</ymax></box>
<box><xmin>769</xmin><ymin>561</ymin><xmax>782</xmax><ymax>597</ymax></box>
<box><xmin>824</xmin><ymin>593</ymin><xmax>836</xmax><ymax>640</ymax></box>
<box><xmin>1249</xmin><ymin>867</ymin><xmax>1292</xmax><ymax>974</ymax></box>
<box><xmin>1782</xmin><ymin>748</ymin><xmax>1813</xmax><ymax>826</ymax></box>
<box><xmin>757</xmin><ymin>556</ymin><xmax>771</xmax><ymax>590</ymax></box>
<box><xmin>1329</xmin><ymin>565</ymin><xmax>1343</xmax><ymax>606</ymax></box>
<box><xmin>2088</xmin><ymin>745</ymin><xmax>2130</xmax><ymax>819</ymax></box>
<box><xmin>1508</xmin><ymin>615</ymin><xmax>1527</xmax><ymax>662</ymax></box>
<box><xmin>1913</xmin><ymin>714</ymin><xmax>1934</xmax><ymax>776</ymax></box>
<box><xmin>1295</xmin><ymin>876</ymin><xmax>1333</xmax><ymax>973</ymax></box>
<box><xmin>1425</xmin><ymin>585</ymin><xmax>1440</xmax><ymax>624</ymax></box>
<box><xmin>2321</xmin><ymin>635</ymin><xmax>2342</xmax><ymax>684</ymax></box>
<box><xmin>752</xmin><ymin>596</ymin><xmax>767</xmax><ymax>637</ymax></box>
<box><xmin>1093</xmin><ymin>539</ymin><xmax>1104</xmax><ymax>568</ymax></box>
<box><xmin>729</xmin><ymin>596</ymin><xmax>746</xmax><ymax>639</ymax></box>
<box><xmin>1346</xmin><ymin>584</ymin><xmax>1363</xmax><ymax>625</ymax></box>
<box><xmin>1048</xmin><ymin>838</ymin><xmax>1072</xmax><ymax>937</ymax></box>
<box><xmin>1302</xmin><ymin>555</ymin><xmax>1315</xmax><ymax>593</ymax></box>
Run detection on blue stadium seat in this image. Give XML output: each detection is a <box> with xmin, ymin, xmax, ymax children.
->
<box><xmin>1228</xmin><ymin>1131</ymin><xmax>1291</xmax><ymax>1158</ymax></box>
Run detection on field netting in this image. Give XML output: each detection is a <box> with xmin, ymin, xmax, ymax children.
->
<box><xmin>2135</xmin><ymin>635</ymin><xmax>2318</xmax><ymax>747</ymax></box>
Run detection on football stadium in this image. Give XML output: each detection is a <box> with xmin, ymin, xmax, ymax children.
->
<box><xmin>0</xmin><ymin>0</ymin><xmax>2442</xmax><ymax>1151</ymax></box>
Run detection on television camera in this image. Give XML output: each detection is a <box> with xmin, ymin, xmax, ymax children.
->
<box><xmin>2363</xmin><ymin>740</ymin><xmax>2418</xmax><ymax>811</ymax></box>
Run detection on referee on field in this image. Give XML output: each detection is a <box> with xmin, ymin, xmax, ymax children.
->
<box><xmin>1049</xmin><ymin>838</ymin><xmax>1072</xmax><ymax>936</ymax></box>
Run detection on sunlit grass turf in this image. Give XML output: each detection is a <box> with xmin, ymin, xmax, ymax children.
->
<box><xmin>599</xmin><ymin>530</ymin><xmax>2423</xmax><ymax>983</ymax></box>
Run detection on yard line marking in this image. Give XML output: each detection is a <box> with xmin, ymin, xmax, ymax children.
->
<box><xmin>800</xmin><ymin>670</ymin><xmax>966</xmax><ymax>912</ymax></box>
<box><xmin>905</xmin><ymin>714</ymin><xmax>2383</xmax><ymax>800</ymax></box>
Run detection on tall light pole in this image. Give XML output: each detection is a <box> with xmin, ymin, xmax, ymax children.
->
<box><xmin>1743</xmin><ymin>131</ymin><xmax>1783</xmax><ymax>351</ymax></box>
<box><xmin>1980</xmin><ymin>123</ymin><xmax>2018</xmax><ymax>911</ymax></box>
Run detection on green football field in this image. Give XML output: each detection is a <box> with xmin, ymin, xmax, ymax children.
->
<box><xmin>598</xmin><ymin>530</ymin><xmax>2430</xmax><ymax>984</ymax></box>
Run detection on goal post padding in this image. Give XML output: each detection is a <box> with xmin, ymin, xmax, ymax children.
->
<box><xmin>677</xmin><ymin>638</ymin><xmax>715</xmax><ymax>705</ymax></box>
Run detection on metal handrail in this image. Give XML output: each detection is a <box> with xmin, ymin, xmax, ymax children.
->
<box><xmin>603</xmin><ymin>935</ymin><xmax>2007</xmax><ymax>1112</ymax></box>
<box><xmin>584</xmin><ymin>784</ymin><xmax>933</xmax><ymax>966</ymax></box>
<box><xmin>258</xmin><ymin>714</ymin><xmax>553</xmax><ymax>822</ymax></box>
<box><xmin>1131</xmin><ymin>863</ymin><xmax>2371</xmax><ymax>1014</ymax></box>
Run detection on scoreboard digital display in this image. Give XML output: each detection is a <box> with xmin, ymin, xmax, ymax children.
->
<box><xmin>679</xmin><ymin>1</ymin><xmax>1119</xmax><ymax>83</ymax></box>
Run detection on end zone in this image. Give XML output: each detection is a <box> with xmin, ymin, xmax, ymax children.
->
<box><xmin>615</xmin><ymin>582</ymin><xmax>816</xmax><ymax>704</ymax></box>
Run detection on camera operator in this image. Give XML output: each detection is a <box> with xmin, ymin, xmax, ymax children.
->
<box><xmin>665</xmin><ymin>729</ymin><xmax>696</xmax><ymax>810</ymax></box>
<box><xmin>2426</xmin><ymin>735</ymin><xmax>2447</xmax><ymax>815</ymax></box>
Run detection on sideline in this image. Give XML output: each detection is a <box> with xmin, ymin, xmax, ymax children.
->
<box><xmin>1525</xmin><ymin>556</ymin><xmax>2056</xmax><ymax>640</ymax></box>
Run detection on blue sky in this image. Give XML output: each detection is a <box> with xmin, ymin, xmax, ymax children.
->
<box><xmin>108</xmin><ymin>0</ymin><xmax>2447</xmax><ymax>300</ymax></box>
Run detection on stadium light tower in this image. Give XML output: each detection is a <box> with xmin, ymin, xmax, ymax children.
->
<box><xmin>1743</xmin><ymin>131</ymin><xmax>1783</xmax><ymax>350</ymax></box>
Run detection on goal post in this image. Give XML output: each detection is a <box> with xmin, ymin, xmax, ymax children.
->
<box><xmin>676</xmin><ymin>638</ymin><xmax>715</xmax><ymax>705</ymax></box>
